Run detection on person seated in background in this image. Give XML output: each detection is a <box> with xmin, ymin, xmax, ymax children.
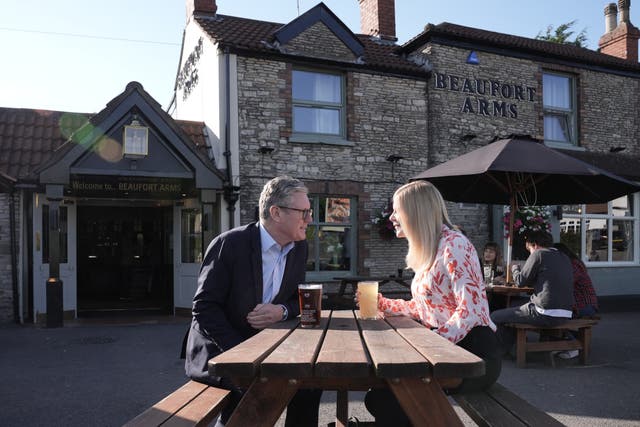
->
<box><xmin>482</xmin><ymin>242</ymin><xmax>506</xmax><ymax>285</ymax></box>
<box><xmin>482</xmin><ymin>242</ymin><xmax>508</xmax><ymax>311</ymax></box>
<box><xmin>360</xmin><ymin>181</ymin><xmax>501</xmax><ymax>427</ymax></box>
<box><xmin>551</xmin><ymin>242</ymin><xmax>599</xmax><ymax>359</ymax></box>
<box><xmin>553</xmin><ymin>243</ymin><xmax>599</xmax><ymax>318</ymax></box>
<box><xmin>490</xmin><ymin>230</ymin><xmax>574</xmax><ymax>357</ymax></box>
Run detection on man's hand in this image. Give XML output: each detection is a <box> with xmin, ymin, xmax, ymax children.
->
<box><xmin>247</xmin><ymin>303</ymin><xmax>283</xmax><ymax>329</ymax></box>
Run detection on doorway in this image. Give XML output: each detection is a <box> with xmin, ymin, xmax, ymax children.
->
<box><xmin>77</xmin><ymin>205</ymin><xmax>173</xmax><ymax>315</ymax></box>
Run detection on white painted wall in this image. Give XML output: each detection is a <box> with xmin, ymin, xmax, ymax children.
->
<box><xmin>172</xmin><ymin>18</ymin><xmax>241</xmax><ymax>229</ymax></box>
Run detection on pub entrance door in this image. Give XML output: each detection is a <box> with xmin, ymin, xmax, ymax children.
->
<box><xmin>77</xmin><ymin>205</ymin><xmax>173</xmax><ymax>315</ymax></box>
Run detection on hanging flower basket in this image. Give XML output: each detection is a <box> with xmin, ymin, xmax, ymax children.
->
<box><xmin>503</xmin><ymin>206</ymin><xmax>552</xmax><ymax>260</ymax></box>
<box><xmin>503</xmin><ymin>206</ymin><xmax>552</xmax><ymax>238</ymax></box>
<box><xmin>372</xmin><ymin>201</ymin><xmax>396</xmax><ymax>240</ymax></box>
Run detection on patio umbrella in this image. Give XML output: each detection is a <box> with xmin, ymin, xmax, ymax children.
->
<box><xmin>411</xmin><ymin>136</ymin><xmax>640</xmax><ymax>280</ymax></box>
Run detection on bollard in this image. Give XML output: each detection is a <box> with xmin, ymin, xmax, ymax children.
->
<box><xmin>46</xmin><ymin>278</ymin><xmax>63</xmax><ymax>328</ymax></box>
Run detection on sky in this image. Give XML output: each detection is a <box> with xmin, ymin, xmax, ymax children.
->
<box><xmin>0</xmin><ymin>1</ymin><xmax>635</xmax><ymax>114</ymax></box>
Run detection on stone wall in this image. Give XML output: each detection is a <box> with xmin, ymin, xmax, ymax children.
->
<box><xmin>0</xmin><ymin>193</ymin><xmax>18</xmax><ymax>323</ymax></box>
<box><xmin>421</xmin><ymin>41</ymin><xmax>640</xmax><ymax>255</ymax></box>
<box><xmin>234</xmin><ymin>55</ymin><xmax>428</xmax><ymax>276</ymax></box>
<box><xmin>283</xmin><ymin>22</ymin><xmax>357</xmax><ymax>62</ymax></box>
<box><xmin>580</xmin><ymin>67</ymin><xmax>640</xmax><ymax>156</ymax></box>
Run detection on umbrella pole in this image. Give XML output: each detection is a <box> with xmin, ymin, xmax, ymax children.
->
<box><xmin>506</xmin><ymin>198</ymin><xmax>516</xmax><ymax>283</ymax></box>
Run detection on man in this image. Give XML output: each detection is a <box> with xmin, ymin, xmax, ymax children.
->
<box><xmin>184</xmin><ymin>176</ymin><xmax>321</xmax><ymax>426</ymax></box>
<box><xmin>490</xmin><ymin>230</ymin><xmax>574</xmax><ymax>355</ymax></box>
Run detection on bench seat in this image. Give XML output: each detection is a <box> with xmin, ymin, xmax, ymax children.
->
<box><xmin>506</xmin><ymin>318</ymin><xmax>599</xmax><ymax>368</ymax></box>
<box><xmin>454</xmin><ymin>382</ymin><xmax>564</xmax><ymax>427</ymax></box>
<box><xmin>123</xmin><ymin>380</ymin><xmax>229</xmax><ymax>427</ymax></box>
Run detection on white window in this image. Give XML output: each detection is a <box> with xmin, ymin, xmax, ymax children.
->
<box><xmin>123</xmin><ymin>124</ymin><xmax>149</xmax><ymax>156</ymax></box>
<box><xmin>560</xmin><ymin>194</ymin><xmax>638</xmax><ymax>265</ymax></box>
<box><xmin>292</xmin><ymin>70</ymin><xmax>345</xmax><ymax>142</ymax></box>
<box><xmin>543</xmin><ymin>72</ymin><xmax>577</xmax><ymax>146</ymax></box>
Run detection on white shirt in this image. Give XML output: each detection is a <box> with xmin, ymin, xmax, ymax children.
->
<box><xmin>259</xmin><ymin>223</ymin><xmax>294</xmax><ymax>304</ymax></box>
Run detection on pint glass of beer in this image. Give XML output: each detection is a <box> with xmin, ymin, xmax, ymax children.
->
<box><xmin>298</xmin><ymin>284</ymin><xmax>322</xmax><ymax>328</ymax></box>
<box><xmin>357</xmin><ymin>281</ymin><xmax>379</xmax><ymax>320</ymax></box>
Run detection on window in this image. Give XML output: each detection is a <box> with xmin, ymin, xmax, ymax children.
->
<box><xmin>292</xmin><ymin>70</ymin><xmax>345</xmax><ymax>142</ymax></box>
<box><xmin>42</xmin><ymin>205</ymin><xmax>68</xmax><ymax>263</ymax></box>
<box><xmin>305</xmin><ymin>196</ymin><xmax>356</xmax><ymax>279</ymax></box>
<box><xmin>181</xmin><ymin>208</ymin><xmax>203</xmax><ymax>263</ymax></box>
<box><xmin>543</xmin><ymin>72</ymin><xmax>577</xmax><ymax>146</ymax></box>
<box><xmin>560</xmin><ymin>194</ymin><xmax>638</xmax><ymax>264</ymax></box>
<box><xmin>123</xmin><ymin>124</ymin><xmax>149</xmax><ymax>156</ymax></box>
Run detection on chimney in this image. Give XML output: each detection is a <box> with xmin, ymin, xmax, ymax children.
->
<box><xmin>186</xmin><ymin>0</ymin><xmax>217</xmax><ymax>21</ymax></box>
<box><xmin>599</xmin><ymin>0</ymin><xmax>640</xmax><ymax>62</ymax></box>
<box><xmin>358</xmin><ymin>0</ymin><xmax>397</xmax><ymax>42</ymax></box>
<box><xmin>604</xmin><ymin>3</ymin><xmax>618</xmax><ymax>33</ymax></box>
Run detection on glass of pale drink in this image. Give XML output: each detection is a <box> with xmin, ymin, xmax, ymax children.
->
<box><xmin>357</xmin><ymin>281</ymin><xmax>379</xmax><ymax>319</ymax></box>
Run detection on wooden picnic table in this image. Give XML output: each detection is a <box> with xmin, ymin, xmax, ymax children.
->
<box><xmin>486</xmin><ymin>284</ymin><xmax>534</xmax><ymax>308</ymax></box>
<box><xmin>208</xmin><ymin>309</ymin><xmax>485</xmax><ymax>427</ymax></box>
<box><xmin>333</xmin><ymin>275</ymin><xmax>412</xmax><ymax>298</ymax></box>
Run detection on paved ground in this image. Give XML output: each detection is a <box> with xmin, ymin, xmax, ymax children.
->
<box><xmin>1</xmin><ymin>297</ymin><xmax>639</xmax><ymax>426</ymax></box>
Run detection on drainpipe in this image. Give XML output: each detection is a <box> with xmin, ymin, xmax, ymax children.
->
<box><xmin>222</xmin><ymin>46</ymin><xmax>240</xmax><ymax>229</ymax></box>
<box><xmin>9</xmin><ymin>189</ymin><xmax>19</xmax><ymax>323</ymax></box>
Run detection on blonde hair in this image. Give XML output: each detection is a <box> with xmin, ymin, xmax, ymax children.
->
<box><xmin>393</xmin><ymin>181</ymin><xmax>454</xmax><ymax>272</ymax></box>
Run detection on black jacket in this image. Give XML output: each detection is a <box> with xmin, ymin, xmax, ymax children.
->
<box><xmin>184</xmin><ymin>222</ymin><xmax>307</xmax><ymax>383</ymax></box>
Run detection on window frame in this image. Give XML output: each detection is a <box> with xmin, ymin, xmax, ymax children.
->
<box><xmin>305</xmin><ymin>194</ymin><xmax>357</xmax><ymax>281</ymax></box>
<box><xmin>42</xmin><ymin>204</ymin><xmax>69</xmax><ymax>264</ymax></box>
<box><xmin>542</xmin><ymin>71</ymin><xmax>578</xmax><ymax>148</ymax></box>
<box><xmin>290</xmin><ymin>68</ymin><xmax>351</xmax><ymax>146</ymax></box>
<box><xmin>560</xmin><ymin>194</ymin><xmax>639</xmax><ymax>267</ymax></box>
<box><xmin>180</xmin><ymin>207</ymin><xmax>203</xmax><ymax>264</ymax></box>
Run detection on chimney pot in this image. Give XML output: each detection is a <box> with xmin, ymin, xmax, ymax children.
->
<box><xmin>619</xmin><ymin>0</ymin><xmax>631</xmax><ymax>23</ymax></box>
<box><xmin>605</xmin><ymin>3</ymin><xmax>618</xmax><ymax>33</ymax></box>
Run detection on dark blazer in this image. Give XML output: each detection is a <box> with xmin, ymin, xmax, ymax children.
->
<box><xmin>185</xmin><ymin>222</ymin><xmax>308</xmax><ymax>384</ymax></box>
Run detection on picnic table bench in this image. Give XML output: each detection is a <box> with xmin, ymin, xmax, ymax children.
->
<box><xmin>122</xmin><ymin>380</ymin><xmax>229</xmax><ymax>427</ymax></box>
<box><xmin>454</xmin><ymin>382</ymin><xmax>565</xmax><ymax>426</ymax></box>
<box><xmin>208</xmin><ymin>309</ymin><xmax>484</xmax><ymax>427</ymax></box>
<box><xmin>507</xmin><ymin>317</ymin><xmax>600</xmax><ymax>368</ymax></box>
<box><xmin>126</xmin><ymin>311</ymin><xmax>563</xmax><ymax>427</ymax></box>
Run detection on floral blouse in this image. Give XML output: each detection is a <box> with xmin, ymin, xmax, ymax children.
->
<box><xmin>378</xmin><ymin>225</ymin><xmax>496</xmax><ymax>343</ymax></box>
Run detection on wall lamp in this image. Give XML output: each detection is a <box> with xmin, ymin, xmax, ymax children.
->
<box><xmin>386</xmin><ymin>154</ymin><xmax>404</xmax><ymax>180</ymax></box>
<box><xmin>258</xmin><ymin>146</ymin><xmax>274</xmax><ymax>154</ymax></box>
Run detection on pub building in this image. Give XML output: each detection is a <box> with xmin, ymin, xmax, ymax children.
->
<box><xmin>1</xmin><ymin>0</ymin><xmax>640</xmax><ymax>323</ymax></box>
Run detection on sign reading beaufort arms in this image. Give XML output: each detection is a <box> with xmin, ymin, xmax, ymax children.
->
<box><xmin>69</xmin><ymin>175</ymin><xmax>195</xmax><ymax>199</ymax></box>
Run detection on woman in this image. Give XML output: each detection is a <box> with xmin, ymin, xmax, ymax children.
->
<box><xmin>482</xmin><ymin>241</ymin><xmax>506</xmax><ymax>285</ymax></box>
<box><xmin>361</xmin><ymin>181</ymin><xmax>501</xmax><ymax>426</ymax></box>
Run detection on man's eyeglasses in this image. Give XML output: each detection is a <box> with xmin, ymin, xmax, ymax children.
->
<box><xmin>278</xmin><ymin>206</ymin><xmax>313</xmax><ymax>220</ymax></box>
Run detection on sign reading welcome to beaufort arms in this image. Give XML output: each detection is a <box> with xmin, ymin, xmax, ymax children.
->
<box><xmin>433</xmin><ymin>71</ymin><xmax>537</xmax><ymax>119</ymax></box>
<box><xmin>69</xmin><ymin>175</ymin><xmax>196</xmax><ymax>199</ymax></box>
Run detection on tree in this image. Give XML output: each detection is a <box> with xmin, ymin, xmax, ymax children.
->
<box><xmin>536</xmin><ymin>20</ymin><xmax>588</xmax><ymax>47</ymax></box>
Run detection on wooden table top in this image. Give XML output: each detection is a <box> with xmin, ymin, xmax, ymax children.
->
<box><xmin>486</xmin><ymin>284</ymin><xmax>534</xmax><ymax>294</ymax></box>
<box><xmin>208</xmin><ymin>309</ymin><xmax>484</xmax><ymax>427</ymax></box>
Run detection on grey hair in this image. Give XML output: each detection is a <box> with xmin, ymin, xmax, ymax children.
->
<box><xmin>259</xmin><ymin>176</ymin><xmax>308</xmax><ymax>222</ymax></box>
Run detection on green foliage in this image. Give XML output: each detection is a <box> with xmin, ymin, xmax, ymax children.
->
<box><xmin>536</xmin><ymin>20</ymin><xmax>588</xmax><ymax>47</ymax></box>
